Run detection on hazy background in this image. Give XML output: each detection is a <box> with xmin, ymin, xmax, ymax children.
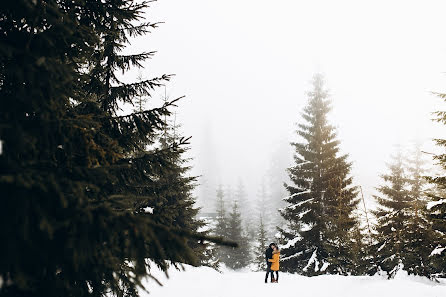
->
<box><xmin>124</xmin><ymin>0</ymin><xmax>446</xmax><ymax>213</ymax></box>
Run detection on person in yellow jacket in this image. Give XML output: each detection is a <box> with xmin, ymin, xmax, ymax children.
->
<box><xmin>268</xmin><ymin>245</ymin><xmax>280</xmax><ymax>283</ymax></box>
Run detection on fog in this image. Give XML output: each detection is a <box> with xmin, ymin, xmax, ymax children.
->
<box><xmin>126</xmin><ymin>0</ymin><xmax>446</xmax><ymax>213</ymax></box>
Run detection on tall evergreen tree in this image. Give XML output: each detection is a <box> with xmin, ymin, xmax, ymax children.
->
<box><xmin>0</xmin><ymin>1</ymin><xmax>226</xmax><ymax>296</ymax></box>
<box><xmin>350</xmin><ymin>220</ymin><xmax>369</xmax><ymax>275</ymax></box>
<box><xmin>278</xmin><ymin>74</ymin><xmax>359</xmax><ymax>276</ymax></box>
<box><xmin>254</xmin><ymin>216</ymin><xmax>268</xmax><ymax>271</ymax></box>
<box><xmin>404</xmin><ymin>146</ymin><xmax>435</xmax><ymax>277</ymax></box>
<box><xmin>215</xmin><ymin>185</ymin><xmax>228</xmax><ymax>237</ymax></box>
<box><xmin>372</xmin><ymin>152</ymin><xmax>411</xmax><ymax>278</ymax></box>
<box><xmin>225</xmin><ymin>200</ymin><xmax>251</xmax><ymax>269</ymax></box>
<box><xmin>81</xmin><ymin>0</ymin><xmax>220</xmax><ymax>279</ymax></box>
<box><xmin>426</xmin><ymin>93</ymin><xmax>446</xmax><ymax>277</ymax></box>
<box><xmin>373</xmin><ymin>149</ymin><xmax>437</xmax><ymax>278</ymax></box>
<box><xmin>357</xmin><ymin>186</ymin><xmax>377</xmax><ymax>275</ymax></box>
<box><xmin>214</xmin><ymin>185</ymin><xmax>230</xmax><ymax>264</ymax></box>
<box><xmin>426</xmin><ymin>185</ymin><xmax>446</xmax><ymax>277</ymax></box>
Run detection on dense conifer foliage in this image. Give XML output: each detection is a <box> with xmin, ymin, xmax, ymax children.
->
<box><xmin>278</xmin><ymin>74</ymin><xmax>360</xmax><ymax>276</ymax></box>
<box><xmin>0</xmin><ymin>1</ymin><xmax>224</xmax><ymax>296</ymax></box>
<box><xmin>372</xmin><ymin>152</ymin><xmax>413</xmax><ymax>277</ymax></box>
<box><xmin>253</xmin><ymin>216</ymin><xmax>268</xmax><ymax>271</ymax></box>
<box><xmin>224</xmin><ymin>201</ymin><xmax>251</xmax><ymax>269</ymax></box>
<box><xmin>372</xmin><ymin>150</ymin><xmax>436</xmax><ymax>278</ymax></box>
<box><xmin>426</xmin><ymin>93</ymin><xmax>446</xmax><ymax>278</ymax></box>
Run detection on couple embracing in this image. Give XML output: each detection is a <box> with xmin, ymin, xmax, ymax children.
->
<box><xmin>265</xmin><ymin>243</ymin><xmax>280</xmax><ymax>283</ymax></box>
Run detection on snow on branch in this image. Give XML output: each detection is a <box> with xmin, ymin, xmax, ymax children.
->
<box><xmin>303</xmin><ymin>248</ymin><xmax>319</xmax><ymax>272</ymax></box>
<box><xmin>377</xmin><ymin>242</ymin><xmax>386</xmax><ymax>252</ymax></box>
<box><xmin>282</xmin><ymin>190</ymin><xmax>312</xmax><ymax>201</ymax></box>
<box><xmin>143</xmin><ymin>207</ymin><xmax>154</xmax><ymax>214</ymax></box>
<box><xmin>285</xmin><ymin>198</ymin><xmax>314</xmax><ymax>210</ymax></box>
<box><xmin>427</xmin><ymin>199</ymin><xmax>446</xmax><ymax>210</ymax></box>
<box><xmin>430</xmin><ymin>246</ymin><xmax>446</xmax><ymax>257</ymax></box>
<box><xmin>295</xmin><ymin>160</ymin><xmax>313</xmax><ymax>166</ymax></box>
<box><xmin>282</xmin><ymin>236</ymin><xmax>303</xmax><ymax>249</ymax></box>
<box><xmin>281</xmin><ymin>251</ymin><xmax>304</xmax><ymax>261</ymax></box>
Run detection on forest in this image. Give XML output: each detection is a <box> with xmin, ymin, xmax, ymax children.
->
<box><xmin>0</xmin><ymin>1</ymin><xmax>445</xmax><ymax>297</ymax></box>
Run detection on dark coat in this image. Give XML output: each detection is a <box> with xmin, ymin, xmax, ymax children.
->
<box><xmin>265</xmin><ymin>247</ymin><xmax>273</xmax><ymax>266</ymax></box>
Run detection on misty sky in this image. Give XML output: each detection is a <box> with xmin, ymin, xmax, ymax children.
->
<box><xmin>125</xmin><ymin>0</ymin><xmax>446</xmax><ymax>209</ymax></box>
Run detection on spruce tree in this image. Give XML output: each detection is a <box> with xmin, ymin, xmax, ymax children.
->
<box><xmin>225</xmin><ymin>200</ymin><xmax>251</xmax><ymax>269</ymax></box>
<box><xmin>426</xmin><ymin>185</ymin><xmax>446</xmax><ymax>277</ymax></box>
<box><xmin>214</xmin><ymin>185</ymin><xmax>230</xmax><ymax>264</ymax></box>
<box><xmin>404</xmin><ymin>147</ymin><xmax>435</xmax><ymax>277</ymax></box>
<box><xmin>81</xmin><ymin>0</ymin><xmax>216</xmax><ymax>276</ymax></box>
<box><xmin>358</xmin><ymin>187</ymin><xmax>378</xmax><ymax>275</ymax></box>
<box><xmin>254</xmin><ymin>216</ymin><xmax>268</xmax><ymax>271</ymax></box>
<box><xmin>350</xmin><ymin>221</ymin><xmax>369</xmax><ymax>275</ymax></box>
<box><xmin>426</xmin><ymin>93</ymin><xmax>446</xmax><ymax>277</ymax></box>
<box><xmin>278</xmin><ymin>74</ymin><xmax>359</xmax><ymax>276</ymax></box>
<box><xmin>215</xmin><ymin>185</ymin><xmax>228</xmax><ymax>237</ymax></box>
<box><xmin>0</xmin><ymin>1</ymin><xmax>224</xmax><ymax>296</ymax></box>
<box><xmin>372</xmin><ymin>152</ymin><xmax>411</xmax><ymax>278</ymax></box>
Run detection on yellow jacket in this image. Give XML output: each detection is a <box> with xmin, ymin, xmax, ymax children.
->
<box><xmin>268</xmin><ymin>251</ymin><xmax>280</xmax><ymax>271</ymax></box>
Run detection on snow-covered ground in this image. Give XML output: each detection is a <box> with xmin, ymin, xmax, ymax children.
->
<box><xmin>141</xmin><ymin>265</ymin><xmax>446</xmax><ymax>297</ymax></box>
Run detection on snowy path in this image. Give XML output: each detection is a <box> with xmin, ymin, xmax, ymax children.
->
<box><xmin>141</xmin><ymin>265</ymin><xmax>446</xmax><ymax>297</ymax></box>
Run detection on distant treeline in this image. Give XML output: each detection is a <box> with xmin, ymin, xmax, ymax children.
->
<box><xmin>210</xmin><ymin>74</ymin><xmax>446</xmax><ymax>279</ymax></box>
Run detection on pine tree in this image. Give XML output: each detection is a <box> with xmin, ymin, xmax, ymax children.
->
<box><xmin>358</xmin><ymin>186</ymin><xmax>378</xmax><ymax>275</ymax></box>
<box><xmin>82</xmin><ymin>0</ymin><xmax>217</xmax><ymax>280</ymax></box>
<box><xmin>278</xmin><ymin>74</ymin><xmax>359</xmax><ymax>276</ymax></box>
<box><xmin>372</xmin><ymin>151</ymin><xmax>411</xmax><ymax>278</ymax></box>
<box><xmin>426</xmin><ymin>185</ymin><xmax>446</xmax><ymax>277</ymax></box>
<box><xmin>215</xmin><ymin>185</ymin><xmax>228</xmax><ymax>237</ymax></box>
<box><xmin>426</xmin><ymin>94</ymin><xmax>446</xmax><ymax>277</ymax></box>
<box><xmin>403</xmin><ymin>146</ymin><xmax>435</xmax><ymax>277</ymax></box>
<box><xmin>254</xmin><ymin>216</ymin><xmax>268</xmax><ymax>271</ymax></box>
<box><xmin>0</xmin><ymin>1</ymin><xmax>223</xmax><ymax>296</ymax></box>
<box><xmin>214</xmin><ymin>185</ymin><xmax>230</xmax><ymax>264</ymax></box>
<box><xmin>225</xmin><ymin>200</ymin><xmax>251</xmax><ymax>269</ymax></box>
<box><xmin>350</xmin><ymin>220</ymin><xmax>369</xmax><ymax>275</ymax></box>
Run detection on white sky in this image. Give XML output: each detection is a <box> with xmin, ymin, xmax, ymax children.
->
<box><xmin>127</xmin><ymin>0</ymin><xmax>446</xmax><ymax>209</ymax></box>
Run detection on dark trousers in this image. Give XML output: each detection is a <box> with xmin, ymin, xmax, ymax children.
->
<box><xmin>265</xmin><ymin>263</ymin><xmax>274</xmax><ymax>281</ymax></box>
